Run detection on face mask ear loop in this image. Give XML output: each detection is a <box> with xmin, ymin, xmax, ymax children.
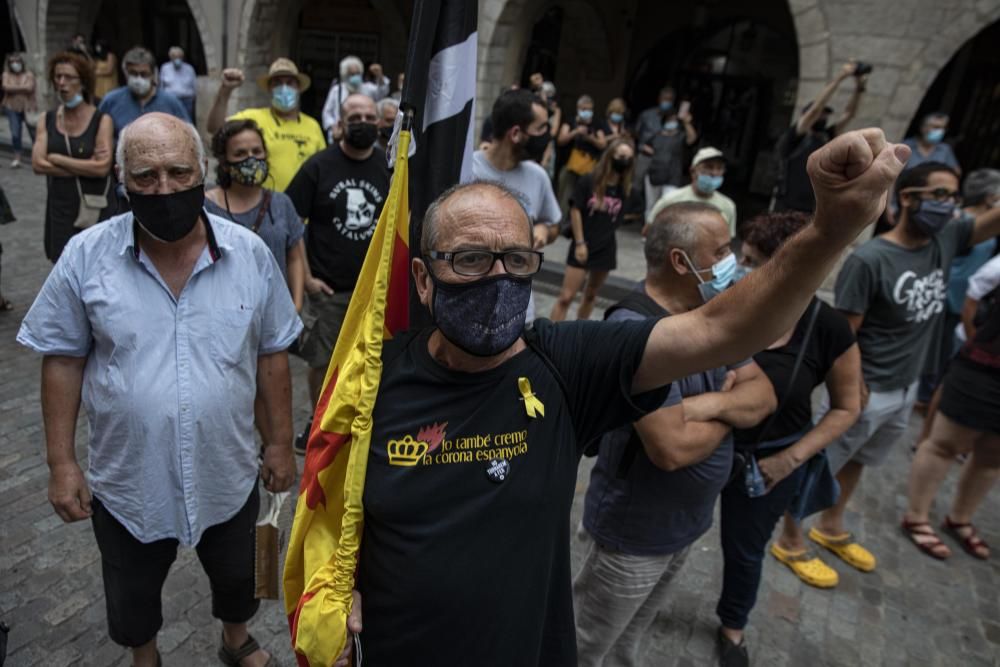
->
<box><xmin>680</xmin><ymin>251</ymin><xmax>708</xmax><ymax>285</ymax></box>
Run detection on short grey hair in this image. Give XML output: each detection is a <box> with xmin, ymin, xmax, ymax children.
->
<box><xmin>377</xmin><ymin>97</ymin><xmax>399</xmax><ymax>117</ymax></box>
<box><xmin>541</xmin><ymin>81</ymin><xmax>556</xmax><ymax>99</ymax></box>
<box><xmin>122</xmin><ymin>46</ymin><xmax>157</xmax><ymax>80</ymax></box>
<box><xmin>421</xmin><ymin>180</ymin><xmax>530</xmax><ymax>255</ymax></box>
<box><xmin>116</xmin><ymin>118</ymin><xmax>206</xmax><ymax>182</ymax></box>
<box><xmin>921</xmin><ymin>112</ymin><xmax>949</xmax><ymax>127</ymax></box>
<box><xmin>644</xmin><ymin>202</ymin><xmax>723</xmax><ymax>269</ymax></box>
<box><xmin>577</xmin><ymin>94</ymin><xmax>594</xmax><ymax>108</ymax></box>
<box><xmin>963</xmin><ymin>168</ymin><xmax>1000</xmax><ymax>207</ymax></box>
<box><xmin>339</xmin><ymin>55</ymin><xmax>364</xmax><ymax>80</ymax></box>
<box><xmin>168</xmin><ymin>46</ymin><xmax>184</xmax><ymax>57</ymax></box>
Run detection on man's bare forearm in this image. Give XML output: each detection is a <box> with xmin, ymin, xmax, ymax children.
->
<box><xmin>257</xmin><ymin>352</ymin><xmax>293</xmax><ymax>450</ymax></box>
<box><xmin>41</xmin><ymin>356</ymin><xmax>86</xmax><ymax>467</ymax></box>
<box><xmin>206</xmin><ymin>88</ymin><xmax>232</xmax><ymax>134</ymax></box>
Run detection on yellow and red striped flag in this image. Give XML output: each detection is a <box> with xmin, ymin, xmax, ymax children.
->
<box><xmin>283</xmin><ymin>130</ymin><xmax>411</xmax><ymax>667</ymax></box>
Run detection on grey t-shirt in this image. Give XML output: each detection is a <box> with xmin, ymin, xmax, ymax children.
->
<box><xmin>835</xmin><ymin>216</ymin><xmax>974</xmax><ymax>391</ymax></box>
<box><xmin>583</xmin><ymin>300</ymin><xmax>750</xmax><ymax>556</ymax></box>
<box><xmin>205</xmin><ymin>190</ymin><xmax>305</xmax><ymax>280</ymax></box>
<box><xmin>471</xmin><ymin>150</ymin><xmax>561</xmax><ymax>226</ymax></box>
<box><xmin>647</xmin><ymin>131</ymin><xmax>686</xmax><ymax>187</ymax></box>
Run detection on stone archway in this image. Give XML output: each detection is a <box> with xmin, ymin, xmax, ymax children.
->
<box><xmin>790</xmin><ymin>0</ymin><xmax>1000</xmax><ymax>140</ymax></box>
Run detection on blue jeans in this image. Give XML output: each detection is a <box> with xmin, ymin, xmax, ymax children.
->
<box><xmin>3</xmin><ymin>108</ymin><xmax>36</xmax><ymax>153</ymax></box>
<box><xmin>717</xmin><ymin>456</ymin><xmax>808</xmax><ymax>630</ymax></box>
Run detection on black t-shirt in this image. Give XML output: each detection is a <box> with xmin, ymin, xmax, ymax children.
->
<box><xmin>776</xmin><ymin>125</ymin><xmax>832</xmax><ymax>213</ymax></box>
<box><xmin>357</xmin><ymin>319</ymin><xmax>669</xmax><ymax>666</ymax></box>
<box><xmin>570</xmin><ymin>174</ymin><xmax>642</xmax><ymax>252</ymax></box>
<box><xmin>734</xmin><ymin>299</ymin><xmax>855</xmax><ymax>445</ymax></box>
<box><xmin>285</xmin><ymin>144</ymin><xmax>390</xmax><ymax>291</ymax></box>
<box><xmin>572</xmin><ymin>120</ymin><xmax>609</xmax><ymax>159</ymax></box>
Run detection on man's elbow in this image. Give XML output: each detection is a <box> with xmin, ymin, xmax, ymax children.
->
<box><xmin>645</xmin><ymin>442</ymin><xmax>688</xmax><ymax>472</ymax></box>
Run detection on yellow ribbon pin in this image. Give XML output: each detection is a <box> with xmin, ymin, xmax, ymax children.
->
<box><xmin>518</xmin><ymin>376</ymin><xmax>545</xmax><ymax>418</ymax></box>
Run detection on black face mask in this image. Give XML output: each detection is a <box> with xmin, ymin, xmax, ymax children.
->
<box><xmin>429</xmin><ymin>273</ymin><xmax>532</xmax><ymax>357</ymax></box>
<box><xmin>811</xmin><ymin>119</ymin><xmax>829</xmax><ymax>134</ymax></box>
<box><xmin>345</xmin><ymin>122</ymin><xmax>378</xmax><ymax>150</ymax></box>
<box><xmin>129</xmin><ymin>184</ymin><xmax>205</xmax><ymax>242</ymax></box>
<box><xmin>520</xmin><ymin>127</ymin><xmax>551</xmax><ymax>162</ymax></box>
<box><xmin>378</xmin><ymin>125</ymin><xmax>393</xmax><ymax>142</ymax></box>
<box><xmin>612</xmin><ymin>158</ymin><xmax>632</xmax><ymax>173</ymax></box>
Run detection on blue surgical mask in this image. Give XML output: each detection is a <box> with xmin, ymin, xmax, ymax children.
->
<box><xmin>429</xmin><ymin>273</ymin><xmax>532</xmax><ymax>357</ymax></box>
<box><xmin>609</xmin><ymin>112</ymin><xmax>624</xmax><ymax>124</ymax></box>
<box><xmin>663</xmin><ymin>119</ymin><xmax>679</xmax><ymax>132</ymax></box>
<box><xmin>272</xmin><ymin>84</ymin><xmax>299</xmax><ymax>112</ymax></box>
<box><xmin>172</xmin><ymin>58</ymin><xmax>183</xmax><ymax>68</ymax></box>
<box><xmin>578</xmin><ymin>109</ymin><xmax>593</xmax><ymax>122</ymax></box>
<box><xmin>682</xmin><ymin>251</ymin><xmax>737</xmax><ymax>302</ymax></box>
<box><xmin>733</xmin><ymin>264</ymin><xmax>753</xmax><ymax>283</ymax></box>
<box><xmin>925</xmin><ymin>128</ymin><xmax>945</xmax><ymax>144</ymax></box>
<box><xmin>348</xmin><ymin>73</ymin><xmax>364</xmax><ymax>88</ymax></box>
<box><xmin>696</xmin><ymin>173</ymin><xmax>724</xmax><ymax>193</ymax></box>
<box><xmin>659</xmin><ymin>100</ymin><xmax>674</xmax><ymax>113</ymax></box>
<box><xmin>64</xmin><ymin>93</ymin><xmax>84</xmax><ymax>109</ymax></box>
<box><xmin>910</xmin><ymin>199</ymin><xmax>956</xmax><ymax>236</ymax></box>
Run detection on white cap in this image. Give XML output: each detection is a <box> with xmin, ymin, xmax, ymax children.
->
<box><xmin>691</xmin><ymin>147</ymin><xmax>725</xmax><ymax>168</ymax></box>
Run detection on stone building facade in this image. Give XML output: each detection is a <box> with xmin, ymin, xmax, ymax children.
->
<box><xmin>10</xmin><ymin>0</ymin><xmax>1000</xmax><ymax>171</ymax></box>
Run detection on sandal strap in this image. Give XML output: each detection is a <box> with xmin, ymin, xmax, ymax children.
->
<box><xmin>222</xmin><ymin>633</ymin><xmax>262</xmax><ymax>663</ymax></box>
<box><xmin>815</xmin><ymin>530</ymin><xmax>855</xmax><ymax>546</ymax></box>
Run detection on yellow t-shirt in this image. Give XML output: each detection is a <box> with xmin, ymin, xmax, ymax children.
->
<box><xmin>228</xmin><ymin>107</ymin><xmax>326</xmax><ymax>192</ymax></box>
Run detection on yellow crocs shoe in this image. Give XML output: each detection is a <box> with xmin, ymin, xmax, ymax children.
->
<box><xmin>770</xmin><ymin>543</ymin><xmax>839</xmax><ymax>589</ymax></box>
<box><xmin>808</xmin><ymin>528</ymin><xmax>877</xmax><ymax>572</ymax></box>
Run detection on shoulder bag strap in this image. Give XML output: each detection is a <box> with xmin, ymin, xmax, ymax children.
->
<box><xmin>750</xmin><ymin>299</ymin><xmax>823</xmax><ymax>449</ymax></box>
<box><xmin>60</xmin><ymin>107</ymin><xmax>110</xmax><ymax>204</ymax></box>
<box><xmin>252</xmin><ymin>190</ymin><xmax>272</xmax><ymax>233</ymax></box>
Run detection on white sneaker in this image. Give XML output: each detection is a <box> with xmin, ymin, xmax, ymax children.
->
<box><xmin>10</xmin><ymin>159</ymin><xmax>20</xmax><ymax>168</ymax></box>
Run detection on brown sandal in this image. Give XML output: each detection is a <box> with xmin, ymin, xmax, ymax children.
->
<box><xmin>901</xmin><ymin>518</ymin><xmax>950</xmax><ymax>560</ymax></box>
<box><xmin>218</xmin><ymin>632</ymin><xmax>280</xmax><ymax>667</ymax></box>
<box><xmin>942</xmin><ymin>516</ymin><xmax>990</xmax><ymax>560</ymax></box>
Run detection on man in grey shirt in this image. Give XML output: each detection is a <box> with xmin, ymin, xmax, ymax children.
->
<box><xmin>796</xmin><ymin>161</ymin><xmax>1000</xmax><ymax>578</ymax></box>
<box><xmin>472</xmin><ymin>89</ymin><xmax>561</xmax><ymax>321</ymax></box>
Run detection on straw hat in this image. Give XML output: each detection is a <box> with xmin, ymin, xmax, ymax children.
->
<box><xmin>256</xmin><ymin>58</ymin><xmax>311</xmax><ymax>92</ymax></box>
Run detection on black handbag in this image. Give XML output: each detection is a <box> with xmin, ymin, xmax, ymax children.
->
<box><xmin>0</xmin><ymin>186</ymin><xmax>15</xmax><ymax>225</ymax></box>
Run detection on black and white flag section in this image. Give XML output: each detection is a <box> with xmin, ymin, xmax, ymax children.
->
<box><xmin>397</xmin><ymin>0</ymin><xmax>478</xmax><ymax>322</ymax></box>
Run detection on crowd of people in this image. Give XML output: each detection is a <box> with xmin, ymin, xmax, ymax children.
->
<box><xmin>1</xmin><ymin>37</ymin><xmax>998</xmax><ymax>667</ymax></box>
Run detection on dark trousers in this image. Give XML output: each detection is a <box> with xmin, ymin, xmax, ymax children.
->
<box><xmin>91</xmin><ymin>484</ymin><xmax>260</xmax><ymax>647</ymax></box>
<box><xmin>716</xmin><ymin>459</ymin><xmax>807</xmax><ymax>630</ymax></box>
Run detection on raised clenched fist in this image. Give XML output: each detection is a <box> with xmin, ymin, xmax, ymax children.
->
<box><xmin>221</xmin><ymin>68</ymin><xmax>245</xmax><ymax>89</ymax></box>
<box><xmin>806</xmin><ymin>128</ymin><xmax>910</xmax><ymax>244</ymax></box>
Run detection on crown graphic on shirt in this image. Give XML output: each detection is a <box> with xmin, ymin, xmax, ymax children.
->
<box><xmin>387</xmin><ymin>435</ymin><xmax>428</xmax><ymax>467</ymax></box>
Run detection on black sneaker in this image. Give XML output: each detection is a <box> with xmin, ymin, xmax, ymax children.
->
<box><xmin>717</xmin><ymin>627</ymin><xmax>749</xmax><ymax>667</ymax></box>
<box><xmin>294</xmin><ymin>415</ymin><xmax>313</xmax><ymax>456</ymax></box>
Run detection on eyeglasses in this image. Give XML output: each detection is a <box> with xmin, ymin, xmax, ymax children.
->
<box><xmin>903</xmin><ymin>187</ymin><xmax>962</xmax><ymax>203</ymax></box>
<box><xmin>427</xmin><ymin>249</ymin><xmax>543</xmax><ymax>277</ymax></box>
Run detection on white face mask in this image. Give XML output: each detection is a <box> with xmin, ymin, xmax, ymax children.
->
<box><xmin>128</xmin><ymin>75</ymin><xmax>152</xmax><ymax>97</ymax></box>
<box><xmin>10</xmin><ymin>62</ymin><xmax>23</xmax><ymax>73</ymax></box>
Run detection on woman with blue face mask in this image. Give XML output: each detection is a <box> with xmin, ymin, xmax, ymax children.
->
<box><xmin>2</xmin><ymin>53</ymin><xmax>38</xmax><ymax>168</ymax></box>
<box><xmin>605</xmin><ymin>97</ymin><xmax>629</xmax><ymax>139</ymax></box>
<box><xmin>31</xmin><ymin>51</ymin><xmax>115</xmax><ymax>262</ymax></box>
<box><xmin>556</xmin><ymin>94</ymin><xmax>608</xmax><ymax>217</ymax></box>
<box><xmin>715</xmin><ymin>211</ymin><xmax>862</xmax><ymax>666</ymax></box>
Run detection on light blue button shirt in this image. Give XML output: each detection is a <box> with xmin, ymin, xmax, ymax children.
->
<box><xmin>17</xmin><ymin>211</ymin><xmax>303</xmax><ymax>546</ymax></box>
<box><xmin>159</xmin><ymin>61</ymin><xmax>198</xmax><ymax>100</ymax></box>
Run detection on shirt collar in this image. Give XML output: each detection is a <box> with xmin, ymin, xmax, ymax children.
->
<box><xmin>124</xmin><ymin>209</ymin><xmax>227</xmax><ymax>262</ymax></box>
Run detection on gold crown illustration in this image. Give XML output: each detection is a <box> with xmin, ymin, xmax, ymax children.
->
<box><xmin>387</xmin><ymin>435</ymin><xmax>428</xmax><ymax>466</ymax></box>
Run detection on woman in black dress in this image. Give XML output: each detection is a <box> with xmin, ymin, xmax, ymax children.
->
<box><xmin>550</xmin><ymin>137</ymin><xmax>640</xmax><ymax>321</ymax></box>
<box><xmin>715</xmin><ymin>211</ymin><xmax>863</xmax><ymax>666</ymax></box>
<box><xmin>30</xmin><ymin>51</ymin><xmax>114</xmax><ymax>262</ymax></box>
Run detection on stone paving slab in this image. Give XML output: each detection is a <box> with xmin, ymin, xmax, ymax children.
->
<box><xmin>2</xmin><ymin>161</ymin><xmax>999</xmax><ymax>666</ymax></box>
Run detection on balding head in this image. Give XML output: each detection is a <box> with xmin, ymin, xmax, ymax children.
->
<box><xmin>645</xmin><ymin>202</ymin><xmax>731</xmax><ymax>277</ymax></box>
<box><xmin>421</xmin><ymin>181</ymin><xmax>531</xmax><ymax>257</ymax></box>
<box><xmin>117</xmin><ymin>113</ymin><xmax>205</xmax><ymax>194</ymax></box>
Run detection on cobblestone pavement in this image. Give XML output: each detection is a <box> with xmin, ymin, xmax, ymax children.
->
<box><xmin>2</xmin><ymin>160</ymin><xmax>999</xmax><ymax>667</ymax></box>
